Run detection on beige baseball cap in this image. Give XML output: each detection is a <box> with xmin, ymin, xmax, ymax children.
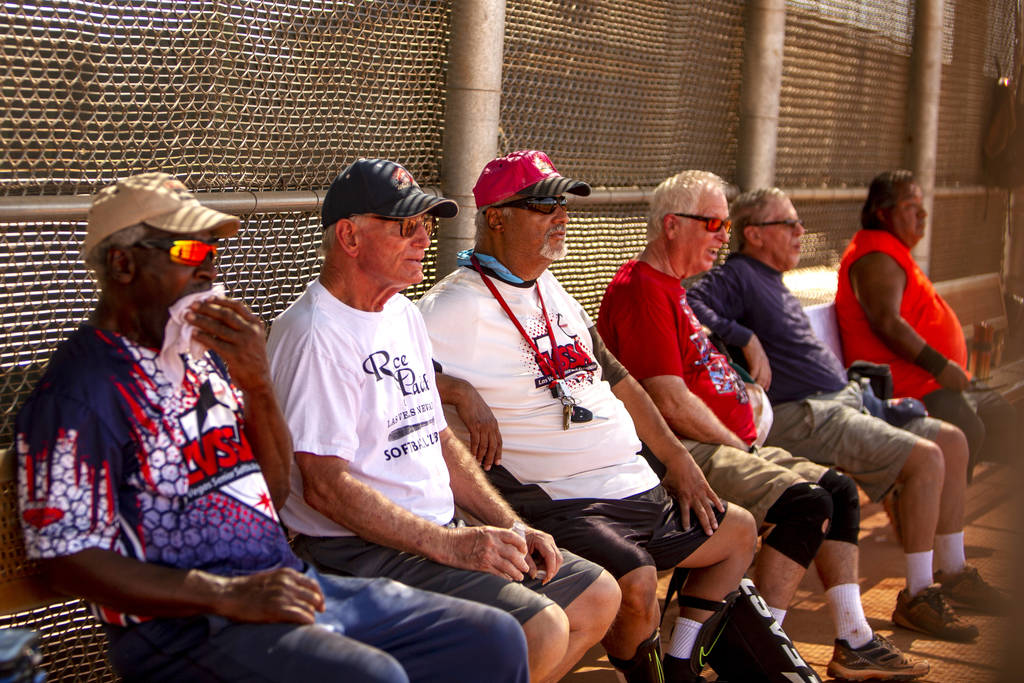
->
<box><xmin>83</xmin><ymin>172</ymin><xmax>240</xmax><ymax>260</ymax></box>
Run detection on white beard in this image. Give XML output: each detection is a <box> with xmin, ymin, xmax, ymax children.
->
<box><xmin>540</xmin><ymin>227</ymin><xmax>568</xmax><ymax>261</ymax></box>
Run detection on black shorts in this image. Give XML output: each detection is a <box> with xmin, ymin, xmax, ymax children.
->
<box><xmin>292</xmin><ymin>530</ymin><xmax>602</xmax><ymax>625</ymax></box>
<box><xmin>488</xmin><ymin>466</ymin><xmax>727</xmax><ymax>579</ymax></box>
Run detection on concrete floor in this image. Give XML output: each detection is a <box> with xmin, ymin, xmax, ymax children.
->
<box><xmin>564</xmin><ymin>460</ymin><xmax>1020</xmax><ymax>682</ymax></box>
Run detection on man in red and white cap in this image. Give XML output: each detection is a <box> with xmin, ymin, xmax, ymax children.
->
<box><xmin>419</xmin><ymin>151</ymin><xmax>779</xmax><ymax>683</ymax></box>
<box><xmin>268</xmin><ymin>158</ymin><xmax>620</xmax><ymax>683</ymax></box>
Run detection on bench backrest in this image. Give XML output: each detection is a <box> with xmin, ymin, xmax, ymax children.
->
<box><xmin>804</xmin><ymin>302</ymin><xmax>844</xmax><ymax>361</ymax></box>
<box><xmin>933</xmin><ymin>272</ymin><xmax>1007</xmax><ymax>335</ymax></box>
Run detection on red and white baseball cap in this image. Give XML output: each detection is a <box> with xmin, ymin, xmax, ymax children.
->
<box><xmin>472</xmin><ymin>150</ymin><xmax>591</xmax><ymax>209</ymax></box>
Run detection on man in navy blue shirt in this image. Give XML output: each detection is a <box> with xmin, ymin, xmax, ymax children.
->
<box><xmin>688</xmin><ymin>187</ymin><xmax>1001</xmax><ymax>642</ymax></box>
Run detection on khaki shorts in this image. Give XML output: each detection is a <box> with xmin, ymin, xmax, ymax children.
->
<box><xmin>767</xmin><ymin>382</ymin><xmax>942</xmax><ymax>501</ymax></box>
<box><xmin>682</xmin><ymin>441</ymin><xmax>828</xmax><ymax>527</ymax></box>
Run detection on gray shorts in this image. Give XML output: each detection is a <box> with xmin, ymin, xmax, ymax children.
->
<box><xmin>767</xmin><ymin>382</ymin><xmax>942</xmax><ymax>501</ymax></box>
<box><xmin>682</xmin><ymin>441</ymin><xmax>828</xmax><ymax>527</ymax></box>
<box><xmin>292</xmin><ymin>532</ymin><xmax>602</xmax><ymax>625</ymax></box>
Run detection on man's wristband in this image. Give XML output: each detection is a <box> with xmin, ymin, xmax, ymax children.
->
<box><xmin>914</xmin><ymin>344</ymin><xmax>948</xmax><ymax>377</ymax></box>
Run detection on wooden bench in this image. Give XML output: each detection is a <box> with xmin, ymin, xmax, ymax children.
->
<box><xmin>804</xmin><ymin>272</ymin><xmax>1024</xmax><ymax>406</ymax></box>
<box><xmin>934</xmin><ymin>273</ymin><xmax>1024</xmax><ymax>405</ymax></box>
<box><xmin>0</xmin><ymin>447</ymin><xmax>118</xmax><ymax>681</ymax></box>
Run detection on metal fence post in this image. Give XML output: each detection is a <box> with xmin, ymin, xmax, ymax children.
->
<box><xmin>736</xmin><ymin>0</ymin><xmax>786</xmax><ymax>192</ymax></box>
<box><xmin>437</xmin><ymin>0</ymin><xmax>506</xmax><ymax>281</ymax></box>
<box><xmin>906</xmin><ymin>0</ymin><xmax>945</xmax><ymax>275</ymax></box>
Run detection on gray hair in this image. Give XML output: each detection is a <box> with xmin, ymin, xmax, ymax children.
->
<box><xmin>474</xmin><ymin>206</ymin><xmax>513</xmax><ymax>242</ymax></box>
<box><xmin>647</xmin><ymin>170</ymin><xmax>725</xmax><ymax>242</ymax></box>
<box><xmin>320</xmin><ymin>214</ymin><xmax>377</xmax><ymax>257</ymax></box>
<box><xmin>85</xmin><ymin>224</ymin><xmax>150</xmax><ymax>281</ymax></box>
<box><xmin>730</xmin><ymin>187</ymin><xmax>789</xmax><ymax>251</ymax></box>
<box><xmin>319</xmin><ymin>220</ymin><xmax>337</xmax><ymax>257</ymax></box>
<box><xmin>862</xmin><ymin>169</ymin><xmax>916</xmax><ymax>231</ymax></box>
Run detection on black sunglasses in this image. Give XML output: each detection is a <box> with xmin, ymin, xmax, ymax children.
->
<box><xmin>495</xmin><ymin>196</ymin><xmax>568</xmax><ymax>215</ymax></box>
<box><xmin>748</xmin><ymin>219</ymin><xmax>804</xmax><ymax>229</ymax></box>
<box><xmin>672</xmin><ymin>213</ymin><xmax>731</xmax><ymax>234</ymax></box>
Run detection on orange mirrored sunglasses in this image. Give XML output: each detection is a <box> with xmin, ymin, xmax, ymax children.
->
<box><xmin>135</xmin><ymin>238</ymin><xmax>218</xmax><ymax>266</ymax></box>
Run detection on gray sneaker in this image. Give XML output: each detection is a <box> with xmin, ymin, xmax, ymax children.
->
<box><xmin>892</xmin><ymin>584</ymin><xmax>978</xmax><ymax>642</ymax></box>
<box><xmin>827</xmin><ymin>633</ymin><xmax>929</xmax><ymax>681</ymax></box>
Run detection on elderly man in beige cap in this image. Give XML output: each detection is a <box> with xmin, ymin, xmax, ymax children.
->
<box><xmin>15</xmin><ymin>172</ymin><xmax>532</xmax><ymax>683</ymax></box>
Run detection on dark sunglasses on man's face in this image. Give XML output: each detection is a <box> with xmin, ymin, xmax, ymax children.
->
<box><xmin>748</xmin><ymin>218</ymin><xmax>804</xmax><ymax>230</ymax></box>
<box><xmin>496</xmin><ymin>196</ymin><xmax>568</xmax><ymax>215</ymax></box>
<box><xmin>135</xmin><ymin>238</ymin><xmax>218</xmax><ymax>266</ymax></box>
<box><xmin>672</xmin><ymin>213</ymin><xmax>731</xmax><ymax>234</ymax></box>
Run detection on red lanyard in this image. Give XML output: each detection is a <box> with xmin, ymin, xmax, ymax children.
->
<box><xmin>470</xmin><ymin>254</ymin><xmax>563</xmax><ymax>381</ymax></box>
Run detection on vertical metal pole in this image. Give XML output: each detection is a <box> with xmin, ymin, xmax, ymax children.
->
<box><xmin>906</xmin><ymin>0</ymin><xmax>945</xmax><ymax>275</ymax></box>
<box><xmin>436</xmin><ymin>0</ymin><xmax>506</xmax><ymax>281</ymax></box>
<box><xmin>736</xmin><ymin>0</ymin><xmax>787</xmax><ymax>192</ymax></box>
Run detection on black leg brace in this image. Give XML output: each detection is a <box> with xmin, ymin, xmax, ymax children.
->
<box><xmin>819</xmin><ymin>468</ymin><xmax>861</xmax><ymax>545</ymax></box>
<box><xmin>607</xmin><ymin>629</ymin><xmax>664</xmax><ymax>683</ymax></box>
<box><xmin>763</xmin><ymin>481</ymin><xmax>833</xmax><ymax>568</ymax></box>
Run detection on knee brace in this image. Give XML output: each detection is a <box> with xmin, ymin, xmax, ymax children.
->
<box><xmin>607</xmin><ymin>629</ymin><xmax>664</xmax><ymax>683</ymax></box>
<box><xmin>763</xmin><ymin>481</ymin><xmax>833</xmax><ymax>568</ymax></box>
<box><xmin>818</xmin><ymin>468</ymin><xmax>861</xmax><ymax>545</ymax></box>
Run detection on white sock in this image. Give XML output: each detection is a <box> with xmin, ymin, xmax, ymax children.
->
<box><xmin>905</xmin><ymin>550</ymin><xmax>934</xmax><ymax>596</ymax></box>
<box><xmin>825</xmin><ymin>583</ymin><xmax>873</xmax><ymax>648</ymax></box>
<box><xmin>666</xmin><ymin>617</ymin><xmax>702</xmax><ymax>660</ymax></box>
<box><xmin>934</xmin><ymin>531</ymin><xmax>966</xmax><ymax>575</ymax></box>
<box><xmin>768</xmin><ymin>605</ymin><xmax>787</xmax><ymax>626</ymax></box>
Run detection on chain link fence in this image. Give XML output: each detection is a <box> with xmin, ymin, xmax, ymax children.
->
<box><xmin>0</xmin><ymin>2</ymin><xmax>1019</xmax><ymax>675</ymax></box>
<box><xmin>1</xmin><ymin>0</ymin><xmax>1017</xmax><ymax>463</ymax></box>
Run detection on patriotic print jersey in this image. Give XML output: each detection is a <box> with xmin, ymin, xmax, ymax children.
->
<box><xmin>16</xmin><ymin>326</ymin><xmax>300</xmax><ymax>626</ymax></box>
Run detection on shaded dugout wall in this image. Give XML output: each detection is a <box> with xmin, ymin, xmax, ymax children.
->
<box><xmin>0</xmin><ymin>0</ymin><xmax>1018</xmax><ymax>671</ymax></box>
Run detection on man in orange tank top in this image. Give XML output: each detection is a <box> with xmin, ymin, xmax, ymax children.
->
<box><xmin>835</xmin><ymin>170</ymin><xmax>1016</xmax><ymax>476</ymax></box>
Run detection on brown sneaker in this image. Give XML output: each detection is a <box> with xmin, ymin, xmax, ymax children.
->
<box><xmin>827</xmin><ymin>633</ymin><xmax>929</xmax><ymax>681</ymax></box>
<box><xmin>935</xmin><ymin>565</ymin><xmax>1006</xmax><ymax>613</ymax></box>
<box><xmin>892</xmin><ymin>585</ymin><xmax>978</xmax><ymax>642</ymax></box>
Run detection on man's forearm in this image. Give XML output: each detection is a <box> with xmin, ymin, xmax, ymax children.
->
<box><xmin>439</xmin><ymin>429</ymin><xmax>518</xmax><ymax>528</ymax></box>
<box><xmin>297</xmin><ymin>452</ymin><xmax>456</xmax><ymax>561</ymax></box>
<box><xmin>242</xmin><ymin>383</ymin><xmax>294</xmax><ymax>508</ymax></box>
<box><xmin>640</xmin><ymin>375</ymin><xmax>748</xmax><ymax>450</ymax></box>
<box><xmin>43</xmin><ymin>549</ymin><xmax>236</xmax><ymax>619</ymax></box>
<box><xmin>612</xmin><ymin>375</ymin><xmax>693</xmax><ymax>462</ymax></box>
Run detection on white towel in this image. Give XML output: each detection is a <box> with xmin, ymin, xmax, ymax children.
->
<box><xmin>746</xmin><ymin>382</ymin><xmax>774</xmax><ymax>448</ymax></box>
<box><xmin>156</xmin><ymin>284</ymin><xmax>226</xmax><ymax>386</ymax></box>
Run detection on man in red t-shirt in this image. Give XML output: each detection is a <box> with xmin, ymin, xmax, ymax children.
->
<box><xmin>599</xmin><ymin>170</ymin><xmax>928</xmax><ymax>680</ymax></box>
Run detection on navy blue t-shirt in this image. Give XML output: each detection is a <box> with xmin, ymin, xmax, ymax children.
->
<box><xmin>17</xmin><ymin>325</ymin><xmax>301</xmax><ymax>625</ymax></box>
<box><xmin>688</xmin><ymin>254</ymin><xmax>848</xmax><ymax>404</ymax></box>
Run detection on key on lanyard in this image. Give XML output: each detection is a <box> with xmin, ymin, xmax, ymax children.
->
<box><xmin>551</xmin><ymin>380</ymin><xmax>576</xmax><ymax>431</ymax></box>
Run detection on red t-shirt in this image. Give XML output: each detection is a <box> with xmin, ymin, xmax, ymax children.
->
<box><xmin>598</xmin><ymin>260</ymin><xmax>757</xmax><ymax>445</ymax></box>
<box><xmin>836</xmin><ymin>229</ymin><xmax>969</xmax><ymax>398</ymax></box>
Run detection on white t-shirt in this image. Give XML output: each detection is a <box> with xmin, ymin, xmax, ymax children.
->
<box><xmin>267</xmin><ymin>279</ymin><xmax>454</xmax><ymax>537</ymax></box>
<box><xmin>418</xmin><ymin>267</ymin><xmax>658</xmax><ymax>500</ymax></box>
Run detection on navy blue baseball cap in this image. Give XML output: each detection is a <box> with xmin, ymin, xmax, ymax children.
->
<box><xmin>321</xmin><ymin>159</ymin><xmax>458</xmax><ymax>229</ymax></box>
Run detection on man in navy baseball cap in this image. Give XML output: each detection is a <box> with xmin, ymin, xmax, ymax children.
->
<box><xmin>321</xmin><ymin>158</ymin><xmax>458</xmax><ymax>229</ymax></box>
<box><xmin>267</xmin><ymin>158</ymin><xmax>619</xmax><ymax>683</ymax></box>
